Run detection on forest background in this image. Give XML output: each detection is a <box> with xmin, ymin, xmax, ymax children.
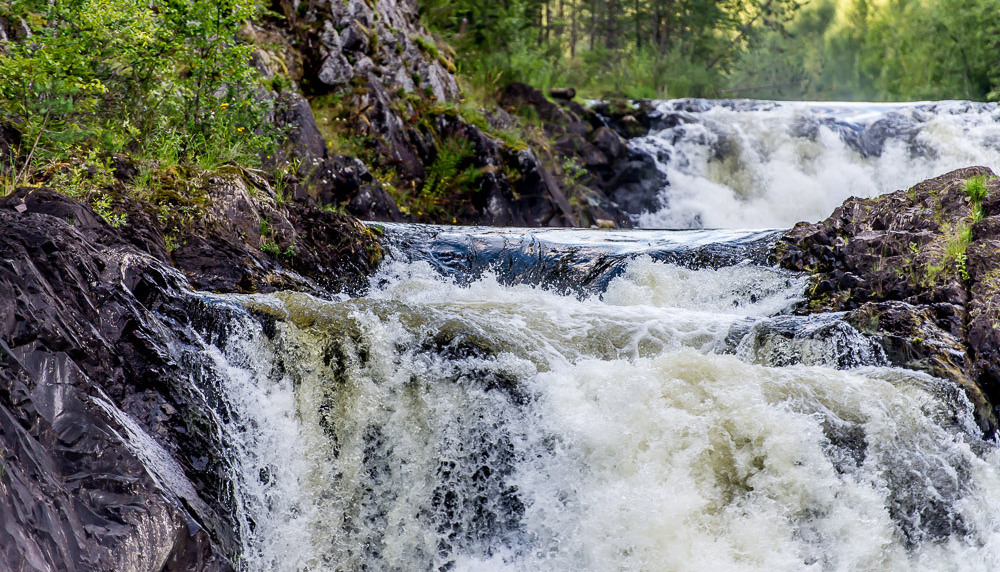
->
<box><xmin>423</xmin><ymin>0</ymin><xmax>1000</xmax><ymax>101</ymax></box>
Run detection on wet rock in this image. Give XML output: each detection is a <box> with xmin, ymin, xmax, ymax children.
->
<box><xmin>777</xmin><ymin>166</ymin><xmax>1000</xmax><ymax>432</ymax></box>
<box><xmin>591</xmin><ymin>126</ymin><xmax>626</xmax><ymax>161</ymax></box>
<box><xmin>554</xmin><ymin>133</ymin><xmax>608</xmax><ymax>168</ymax></box>
<box><xmin>161</xmin><ymin>167</ymin><xmax>382</xmax><ymax>294</ymax></box>
<box><xmin>510</xmin><ymin>148</ymin><xmax>576</xmax><ymax>227</ymax></box>
<box><xmin>603</xmin><ymin>148</ymin><xmax>668</xmax><ymax>215</ymax></box>
<box><xmin>591</xmin><ymin>99</ymin><xmax>656</xmax><ymax>138</ymax></box>
<box><xmin>0</xmin><ymin>178</ymin><xmax>386</xmax><ymax>569</ymax></box>
<box><xmin>0</xmin><ymin>189</ymin><xmax>237</xmax><ymax>570</ymax></box>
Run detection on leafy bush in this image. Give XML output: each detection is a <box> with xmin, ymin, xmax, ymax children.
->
<box><xmin>964</xmin><ymin>175</ymin><xmax>989</xmax><ymax>203</ymax></box>
<box><xmin>0</xmin><ymin>0</ymin><xmax>272</xmax><ymax>175</ymax></box>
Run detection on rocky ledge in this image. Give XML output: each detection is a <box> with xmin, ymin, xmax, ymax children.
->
<box><xmin>776</xmin><ymin>166</ymin><xmax>1000</xmax><ymax>432</ymax></box>
<box><xmin>0</xmin><ymin>181</ymin><xmax>380</xmax><ymax>569</ymax></box>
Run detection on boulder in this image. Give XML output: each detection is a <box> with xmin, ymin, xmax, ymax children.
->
<box><xmin>0</xmin><ymin>189</ymin><xmax>237</xmax><ymax>570</ymax></box>
<box><xmin>777</xmin><ymin>166</ymin><xmax>1000</xmax><ymax>432</ymax></box>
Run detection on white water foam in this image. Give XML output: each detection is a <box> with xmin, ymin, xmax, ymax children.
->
<box><xmin>636</xmin><ymin>100</ymin><xmax>1000</xmax><ymax>228</ymax></box>
<box><xmin>227</xmin><ymin>257</ymin><xmax>1000</xmax><ymax>571</ymax></box>
<box><xmin>176</xmin><ymin>299</ymin><xmax>325</xmax><ymax>571</ymax></box>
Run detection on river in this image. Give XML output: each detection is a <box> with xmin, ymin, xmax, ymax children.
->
<box><xmin>192</xmin><ymin>100</ymin><xmax>1000</xmax><ymax>571</ymax></box>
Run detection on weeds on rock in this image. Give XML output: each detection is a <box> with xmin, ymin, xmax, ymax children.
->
<box><xmin>964</xmin><ymin>175</ymin><xmax>989</xmax><ymax>223</ymax></box>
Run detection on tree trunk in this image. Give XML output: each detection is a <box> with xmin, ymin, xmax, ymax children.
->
<box><xmin>571</xmin><ymin>0</ymin><xmax>578</xmax><ymax>56</ymax></box>
<box><xmin>605</xmin><ymin>0</ymin><xmax>617</xmax><ymax>50</ymax></box>
<box><xmin>634</xmin><ymin>0</ymin><xmax>642</xmax><ymax>51</ymax></box>
<box><xmin>590</xmin><ymin>0</ymin><xmax>598</xmax><ymax>51</ymax></box>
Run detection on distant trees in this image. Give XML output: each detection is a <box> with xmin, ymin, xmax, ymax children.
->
<box><xmin>421</xmin><ymin>0</ymin><xmax>1000</xmax><ymax>101</ymax></box>
<box><xmin>418</xmin><ymin>0</ymin><xmax>801</xmax><ymax>97</ymax></box>
<box><xmin>714</xmin><ymin>0</ymin><xmax>1000</xmax><ymax>101</ymax></box>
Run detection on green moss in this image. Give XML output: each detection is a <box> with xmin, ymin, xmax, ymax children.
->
<box><xmin>414</xmin><ymin>36</ymin><xmax>440</xmax><ymax>59</ymax></box>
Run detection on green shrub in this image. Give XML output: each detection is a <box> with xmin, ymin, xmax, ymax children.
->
<box><xmin>421</xmin><ymin>135</ymin><xmax>477</xmax><ymax>200</ymax></box>
<box><xmin>965</xmin><ymin>175</ymin><xmax>989</xmax><ymax>203</ymax></box>
<box><xmin>0</xmin><ymin>0</ymin><xmax>272</xmax><ymax>176</ymax></box>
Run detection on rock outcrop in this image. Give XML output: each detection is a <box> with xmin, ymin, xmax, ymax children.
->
<box><xmin>252</xmin><ymin>1</ymin><xmax>651</xmax><ymax>228</ymax></box>
<box><xmin>130</xmin><ymin>166</ymin><xmax>382</xmax><ymax>294</ymax></box>
<box><xmin>0</xmin><ymin>177</ymin><xmax>380</xmax><ymax>569</ymax></box>
<box><xmin>776</xmin><ymin>166</ymin><xmax>1000</xmax><ymax>432</ymax></box>
<box><xmin>0</xmin><ymin>190</ymin><xmax>235</xmax><ymax>570</ymax></box>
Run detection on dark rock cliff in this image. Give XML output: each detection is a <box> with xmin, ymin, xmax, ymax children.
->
<box><xmin>0</xmin><ymin>182</ymin><xmax>380</xmax><ymax>570</ymax></box>
<box><xmin>250</xmin><ymin>0</ymin><xmax>652</xmax><ymax>228</ymax></box>
<box><xmin>776</xmin><ymin>167</ymin><xmax>1000</xmax><ymax>432</ymax></box>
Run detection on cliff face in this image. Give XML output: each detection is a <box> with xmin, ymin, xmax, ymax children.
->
<box><xmin>0</xmin><ymin>171</ymin><xmax>383</xmax><ymax>569</ymax></box>
<box><xmin>0</xmin><ymin>190</ymin><xmax>235</xmax><ymax>570</ymax></box>
<box><xmin>776</xmin><ymin>167</ymin><xmax>1000</xmax><ymax>432</ymax></box>
<box><xmin>252</xmin><ymin>0</ymin><xmax>648</xmax><ymax>227</ymax></box>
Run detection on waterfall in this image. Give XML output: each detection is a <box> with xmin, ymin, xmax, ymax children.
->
<box><xmin>630</xmin><ymin>99</ymin><xmax>1000</xmax><ymax>228</ymax></box>
<box><xmin>170</xmin><ymin>100</ymin><xmax>1000</xmax><ymax>570</ymax></box>
<box><xmin>189</xmin><ymin>222</ymin><xmax>1000</xmax><ymax>571</ymax></box>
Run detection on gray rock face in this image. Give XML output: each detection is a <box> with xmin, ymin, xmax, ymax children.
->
<box><xmin>0</xmin><ymin>189</ymin><xmax>236</xmax><ymax>571</ymax></box>
<box><xmin>285</xmin><ymin>0</ymin><xmax>459</xmax><ymax>101</ymax></box>
<box><xmin>317</xmin><ymin>23</ymin><xmax>352</xmax><ymax>87</ymax></box>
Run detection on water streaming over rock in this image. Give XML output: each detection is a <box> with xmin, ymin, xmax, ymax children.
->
<box><xmin>173</xmin><ymin>222</ymin><xmax>1000</xmax><ymax>572</ymax></box>
<box><xmin>181</xmin><ymin>101</ymin><xmax>1000</xmax><ymax>570</ymax></box>
<box><xmin>631</xmin><ymin>99</ymin><xmax>1000</xmax><ymax>228</ymax></box>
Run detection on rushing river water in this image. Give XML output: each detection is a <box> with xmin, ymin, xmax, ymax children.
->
<box><xmin>182</xmin><ymin>100</ymin><xmax>1000</xmax><ymax>570</ymax></box>
<box><xmin>634</xmin><ymin>100</ymin><xmax>1000</xmax><ymax>228</ymax></box>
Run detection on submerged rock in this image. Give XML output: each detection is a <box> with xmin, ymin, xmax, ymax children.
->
<box><xmin>776</xmin><ymin>166</ymin><xmax>1000</xmax><ymax>431</ymax></box>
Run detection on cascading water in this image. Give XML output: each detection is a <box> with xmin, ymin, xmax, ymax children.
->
<box><xmin>184</xmin><ymin>101</ymin><xmax>1000</xmax><ymax>571</ymax></box>
<box><xmin>183</xmin><ymin>223</ymin><xmax>1000</xmax><ymax>572</ymax></box>
<box><xmin>631</xmin><ymin>99</ymin><xmax>1000</xmax><ymax>228</ymax></box>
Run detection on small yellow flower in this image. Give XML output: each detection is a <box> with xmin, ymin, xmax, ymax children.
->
<box><xmin>237</xmin><ymin>127</ymin><xmax>244</xmax><ymax>132</ymax></box>
<box><xmin>452</xmin><ymin>218</ymin><xmax>457</xmax><ymax>224</ymax></box>
<box><xmin>220</xmin><ymin>103</ymin><xmax>229</xmax><ymax>109</ymax></box>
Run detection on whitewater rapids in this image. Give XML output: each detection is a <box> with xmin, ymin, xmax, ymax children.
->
<box><xmin>182</xmin><ymin>98</ymin><xmax>1000</xmax><ymax>571</ymax></box>
<box><xmin>190</xmin><ymin>230</ymin><xmax>1000</xmax><ymax>571</ymax></box>
<box><xmin>634</xmin><ymin>100</ymin><xmax>1000</xmax><ymax>228</ymax></box>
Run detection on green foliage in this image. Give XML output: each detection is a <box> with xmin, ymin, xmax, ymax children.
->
<box><xmin>964</xmin><ymin>175</ymin><xmax>989</xmax><ymax>223</ymax></box>
<box><xmin>561</xmin><ymin>156</ymin><xmax>587</xmax><ymax>189</ymax></box>
<box><xmin>0</xmin><ymin>0</ymin><xmax>272</xmax><ymax>177</ymax></box>
<box><xmin>414</xmin><ymin>35</ymin><xmax>441</xmax><ymax>59</ymax></box>
<box><xmin>418</xmin><ymin>0</ymin><xmax>798</xmax><ymax>98</ymax></box>
<box><xmin>421</xmin><ymin>135</ymin><xmax>477</xmax><ymax>200</ymax></box>
<box><xmin>92</xmin><ymin>193</ymin><xmax>128</xmax><ymax>227</ymax></box>
<box><xmin>965</xmin><ymin>175</ymin><xmax>989</xmax><ymax>203</ymax></box>
<box><xmin>924</xmin><ymin>222</ymin><xmax>973</xmax><ymax>284</ymax></box>
<box><xmin>730</xmin><ymin>0</ymin><xmax>1000</xmax><ymax>100</ymax></box>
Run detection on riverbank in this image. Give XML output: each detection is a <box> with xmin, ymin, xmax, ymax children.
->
<box><xmin>777</xmin><ymin>166</ymin><xmax>1000</xmax><ymax>433</ymax></box>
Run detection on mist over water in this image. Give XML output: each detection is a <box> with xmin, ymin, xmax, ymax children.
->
<box><xmin>634</xmin><ymin>100</ymin><xmax>1000</xmax><ymax>228</ymax></box>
